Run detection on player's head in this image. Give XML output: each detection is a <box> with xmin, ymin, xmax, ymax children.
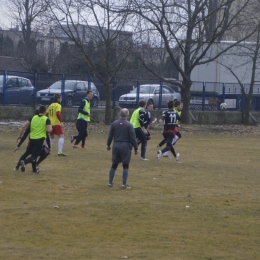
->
<box><xmin>146</xmin><ymin>103</ymin><xmax>153</xmax><ymax>112</ymax></box>
<box><xmin>34</xmin><ymin>108</ymin><xmax>39</xmax><ymax>115</ymax></box>
<box><xmin>39</xmin><ymin>105</ymin><xmax>47</xmax><ymax>114</ymax></box>
<box><xmin>119</xmin><ymin>108</ymin><xmax>129</xmax><ymax>118</ymax></box>
<box><xmin>55</xmin><ymin>94</ymin><xmax>62</xmax><ymax>102</ymax></box>
<box><xmin>139</xmin><ymin>100</ymin><xmax>146</xmax><ymax>108</ymax></box>
<box><xmin>174</xmin><ymin>100</ymin><xmax>180</xmax><ymax>107</ymax></box>
<box><xmin>86</xmin><ymin>90</ymin><xmax>93</xmax><ymax>100</ymax></box>
<box><xmin>167</xmin><ymin>100</ymin><xmax>174</xmax><ymax>109</ymax></box>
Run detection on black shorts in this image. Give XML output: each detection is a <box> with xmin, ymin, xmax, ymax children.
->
<box><xmin>112</xmin><ymin>142</ymin><xmax>132</xmax><ymax>164</ymax></box>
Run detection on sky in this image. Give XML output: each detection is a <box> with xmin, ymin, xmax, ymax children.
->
<box><xmin>0</xmin><ymin>2</ymin><xmax>12</xmax><ymax>29</ymax></box>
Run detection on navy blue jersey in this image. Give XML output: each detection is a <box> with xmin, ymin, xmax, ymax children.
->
<box><xmin>143</xmin><ymin>111</ymin><xmax>152</xmax><ymax>129</ymax></box>
<box><xmin>161</xmin><ymin>109</ymin><xmax>181</xmax><ymax>132</ymax></box>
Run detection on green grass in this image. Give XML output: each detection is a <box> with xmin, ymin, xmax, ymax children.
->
<box><xmin>0</xmin><ymin>126</ymin><xmax>260</xmax><ymax>259</ymax></box>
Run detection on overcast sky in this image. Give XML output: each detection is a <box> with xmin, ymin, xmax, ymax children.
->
<box><xmin>0</xmin><ymin>1</ymin><xmax>12</xmax><ymax>29</ymax></box>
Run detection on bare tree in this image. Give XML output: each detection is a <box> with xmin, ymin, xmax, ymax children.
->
<box><xmin>110</xmin><ymin>0</ymin><xmax>257</xmax><ymax>123</ymax></box>
<box><xmin>5</xmin><ymin>0</ymin><xmax>48</xmax><ymax>70</ymax></box>
<box><xmin>219</xmin><ymin>25</ymin><xmax>260</xmax><ymax>124</ymax></box>
<box><xmin>46</xmin><ymin>0</ymin><xmax>133</xmax><ymax>124</ymax></box>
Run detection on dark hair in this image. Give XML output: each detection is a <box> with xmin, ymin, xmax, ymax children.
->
<box><xmin>139</xmin><ymin>100</ymin><xmax>146</xmax><ymax>107</ymax></box>
<box><xmin>174</xmin><ymin>100</ymin><xmax>181</xmax><ymax>107</ymax></box>
<box><xmin>146</xmin><ymin>103</ymin><xmax>153</xmax><ymax>108</ymax></box>
<box><xmin>34</xmin><ymin>108</ymin><xmax>39</xmax><ymax>115</ymax></box>
<box><xmin>86</xmin><ymin>90</ymin><xmax>93</xmax><ymax>95</ymax></box>
<box><xmin>55</xmin><ymin>94</ymin><xmax>61</xmax><ymax>101</ymax></box>
<box><xmin>167</xmin><ymin>100</ymin><xmax>174</xmax><ymax>109</ymax></box>
<box><xmin>39</xmin><ymin>105</ymin><xmax>47</xmax><ymax>114</ymax></box>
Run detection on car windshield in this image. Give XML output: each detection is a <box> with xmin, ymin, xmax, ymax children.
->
<box><xmin>131</xmin><ymin>86</ymin><xmax>155</xmax><ymax>94</ymax></box>
<box><xmin>49</xmin><ymin>81</ymin><xmax>76</xmax><ymax>90</ymax></box>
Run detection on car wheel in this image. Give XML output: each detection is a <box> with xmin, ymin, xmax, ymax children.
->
<box><xmin>65</xmin><ymin>96</ymin><xmax>73</xmax><ymax>107</ymax></box>
<box><xmin>91</xmin><ymin>97</ymin><xmax>99</xmax><ymax>108</ymax></box>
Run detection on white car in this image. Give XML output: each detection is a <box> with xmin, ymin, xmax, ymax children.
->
<box><xmin>119</xmin><ymin>84</ymin><xmax>181</xmax><ymax>108</ymax></box>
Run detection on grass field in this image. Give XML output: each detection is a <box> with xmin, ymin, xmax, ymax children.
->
<box><xmin>0</xmin><ymin>123</ymin><xmax>260</xmax><ymax>260</ymax></box>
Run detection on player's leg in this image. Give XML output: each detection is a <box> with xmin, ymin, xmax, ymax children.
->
<box><xmin>14</xmin><ymin>146</ymin><xmax>32</xmax><ymax>170</ymax></box>
<box><xmin>71</xmin><ymin>120</ymin><xmax>79</xmax><ymax>144</ymax></box>
<box><xmin>121</xmin><ymin>143</ymin><xmax>131</xmax><ymax>188</ymax></box>
<box><xmin>21</xmin><ymin>139</ymin><xmax>43</xmax><ymax>172</ymax></box>
<box><xmin>57</xmin><ymin>133</ymin><xmax>66</xmax><ymax>155</ymax></box>
<box><xmin>36</xmin><ymin>145</ymin><xmax>49</xmax><ymax>166</ymax></box>
<box><xmin>108</xmin><ymin>163</ymin><xmax>118</xmax><ymax>187</ymax></box>
<box><xmin>74</xmin><ymin>120</ymin><xmax>85</xmax><ymax>147</ymax></box>
<box><xmin>81</xmin><ymin>122</ymin><xmax>88</xmax><ymax>148</ymax></box>
<box><xmin>135</xmin><ymin>128</ymin><xmax>148</xmax><ymax>160</ymax></box>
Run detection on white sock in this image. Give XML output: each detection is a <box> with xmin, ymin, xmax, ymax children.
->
<box><xmin>58</xmin><ymin>137</ymin><xmax>64</xmax><ymax>152</ymax></box>
<box><xmin>164</xmin><ymin>151</ymin><xmax>169</xmax><ymax>156</ymax></box>
<box><xmin>173</xmin><ymin>136</ymin><xmax>179</xmax><ymax>144</ymax></box>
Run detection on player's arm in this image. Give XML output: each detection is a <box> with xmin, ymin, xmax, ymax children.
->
<box><xmin>17</xmin><ymin>120</ymin><xmax>30</xmax><ymax>142</ymax></box>
<box><xmin>45</xmin><ymin>132</ymin><xmax>51</xmax><ymax>149</ymax></box>
<box><xmin>46</xmin><ymin>118</ymin><xmax>52</xmax><ymax>133</ymax></box>
<box><xmin>56</xmin><ymin>111</ymin><xmax>63</xmax><ymax>128</ymax></box>
<box><xmin>129</xmin><ymin>125</ymin><xmax>138</xmax><ymax>154</ymax></box>
<box><xmin>107</xmin><ymin>123</ymin><xmax>114</xmax><ymax>150</ymax></box>
<box><xmin>159</xmin><ymin>112</ymin><xmax>166</xmax><ymax>125</ymax></box>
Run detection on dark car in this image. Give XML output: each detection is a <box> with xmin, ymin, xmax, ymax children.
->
<box><xmin>0</xmin><ymin>75</ymin><xmax>35</xmax><ymax>105</ymax></box>
<box><xmin>37</xmin><ymin>80</ymin><xmax>100</xmax><ymax>107</ymax></box>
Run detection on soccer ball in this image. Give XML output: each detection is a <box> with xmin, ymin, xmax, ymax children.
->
<box><xmin>220</xmin><ymin>103</ymin><xmax>227</xmax><ymax>111</ymax></box>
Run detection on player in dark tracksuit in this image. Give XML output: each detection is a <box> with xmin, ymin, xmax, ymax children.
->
<box><xmin>13</xmin><ymin>109</ymin><xmax>51</xmax><ymax>173</ymax></box>
<box><xmin>107</xmin><ymin>108</ymin><xmax>138</xmax><ymax>188</ymax></box>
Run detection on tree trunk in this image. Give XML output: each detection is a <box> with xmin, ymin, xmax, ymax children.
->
<box><xmin>180</xmin><ymin>79</ymin><xmax>192</xmax><ymax>124</ymax></box>
<box><xmin>104</xmin><ymin>83</ymin><xmax>112</xmax><ymax>125</ymax></box>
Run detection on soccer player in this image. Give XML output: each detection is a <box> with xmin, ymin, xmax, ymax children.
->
<box><xmin>19</xmin><ymin>105</ymin><xmax>52</xmax><ymax>173</ymax></box>
<box><xmin>107</xmin><ymin>108</ymin><xmax>138</xmax><ymax>188</ymax></box>
<box><xmin>71</xmin><ymin>90</ymin><xmax>93</xmax><ymax>148</ymax></box>
<box><xmin>46</xmin><ymin>94</ymin><xmax>66</xmax><ymax>156</ymax></box>
<box><xmin>143</xmin><ymin>102</ymin><xmax>157</xmax><ymax>141</ymax></box>
<box><xmin>130</xmin><ymin>100</ymin><xmax>148</xmax><ymax>160</ymax></box>
<box><xmin>156</xmin><ymin>100</ymin><xmax>181</xmax><ymax>160</ymax></box>
<box><xmin>13</xmin><ymin>109</ymin><xmax>51</xmax><ymax>173</ymax></box>
<box><xmin>157</xmin><ymin>101</ymin><xmax>182</xmax><ymax>160</ymax></box>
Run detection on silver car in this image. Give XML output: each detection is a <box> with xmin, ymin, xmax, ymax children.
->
<box><xmin>118</xmin><ymin>84</ymin><xmax>181</xmax><ymax>108</ymax></box>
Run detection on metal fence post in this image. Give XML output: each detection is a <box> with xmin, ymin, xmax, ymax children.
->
<box><xmin>3</xmin><ymin>71</ymin><xmax>7</xmax><ymax>106</ymax></box>
<box><xmin>222</xmin><ymin>83</ymin><xmax>225</xmax><ymax>104</ymax></box>
<box><xmin>88</xmin><ymin>76</ymin><xmax>91</xmax><ymax>90</ymax></box>
<box><xmin>136</xmin><ymin>81</ymin><xmax>140</xmax><ymax>108</ymax></box>
<box><xmin>34</xmin><ymin>73</ymin><xmax>37</xmax><ymax>106</ymax></box>
<box><xmin>61</xmin><ymin>74</ymin><xmax>65</xmax><ymax>107</ymax></box>
<box><xmin>202</xmin><ymin>82</ymin><xmax>206</xmax><ymax>111</ymax></box>
<box><xmin>159</xmin><ymin>80</ymin><xmax>163</xmax><ymax>109</ymax></box>
<box><xmin>112</xmin><ymin>78</ymin><xmax>116</xmax><ymax>109</ymax></box>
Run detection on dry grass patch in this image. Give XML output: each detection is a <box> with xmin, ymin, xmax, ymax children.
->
<box><xmin>0</xmin><ymin>124</ymin><xmax>260</xmax><ymax>259</ymax></box>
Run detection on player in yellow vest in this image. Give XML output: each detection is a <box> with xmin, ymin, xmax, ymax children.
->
<box><xmin>130</xmin><ymin>100</ymin><xmax>148</xmax><ymax>160</ymax></box>
<box><xmin>46</xmin><ymin>94</ymin><xmax>66</xmax><ymax>156</ymax></box>
<box><xmin>71</xmin><ymin>90</ymin><xmax>93</xmax><ymax>148</ymax></box>
<box><xmin>19</xmin><ymin>105</ymin><xmax>52</xmax><ymax>173</ymax></box>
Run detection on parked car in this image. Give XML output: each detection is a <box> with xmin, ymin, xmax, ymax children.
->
<box><xmin>37</xmin><ymin>80</ymin><xmax>100</xmax><ymax>107</ymax></box>
<box><xmin>0</xmin><ymin>75</ymin><xmax>35</xmax><ymax>105</ymax></box>
<box><xmin>118</xmin><ymin>84</ymin><xmax>181</xmax><ymax>108</ymax></box>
